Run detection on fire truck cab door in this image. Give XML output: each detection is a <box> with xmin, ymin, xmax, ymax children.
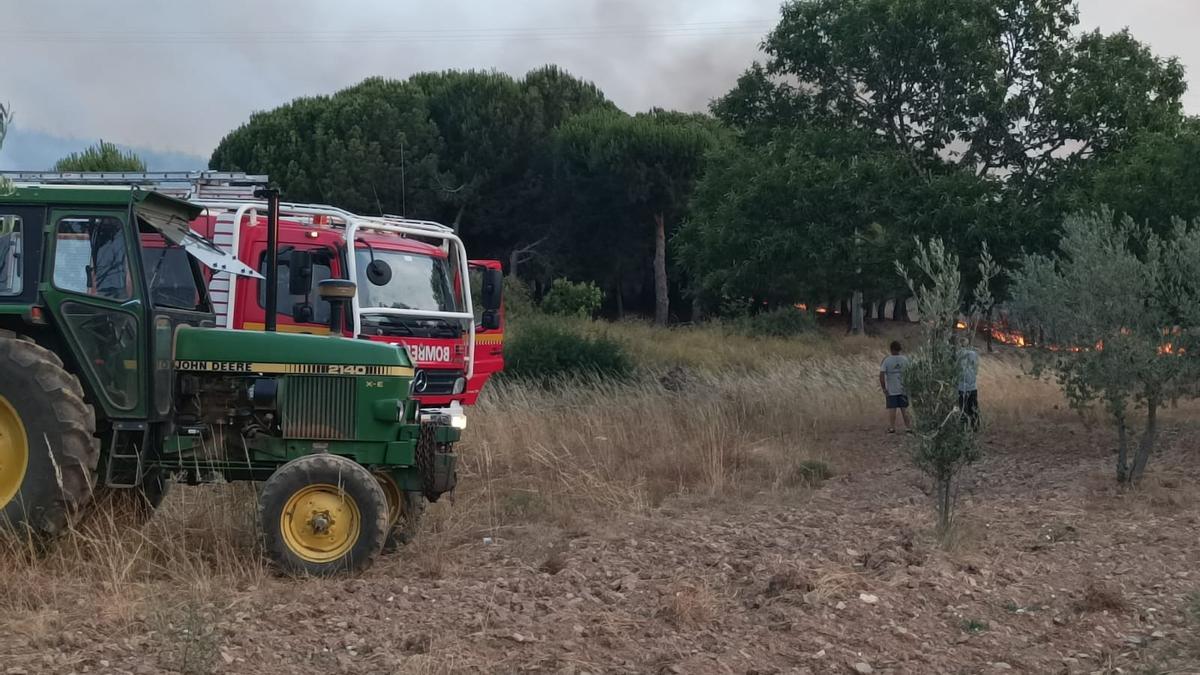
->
<box><xmin>467</xmin><ymin>260</ymin><xmax>504</xmax><ymax>403</ymax></box>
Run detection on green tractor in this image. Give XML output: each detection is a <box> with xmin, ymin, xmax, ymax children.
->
<box><xmin>0</xmin><ymin>184</ymin><xmax>461</xmax><ymax>575</ymax></box>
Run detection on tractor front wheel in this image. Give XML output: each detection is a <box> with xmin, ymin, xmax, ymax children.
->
<box><xmin>259</xmin><ymin>454</ymin><xmax>389</xmax><ymax>576</ymax></box>
<box><xmin>0</xmin><ymin>332</ymin><xmax>99</xmax><ymax>538</ymax></box>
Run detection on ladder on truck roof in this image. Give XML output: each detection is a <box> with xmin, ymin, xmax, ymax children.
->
<box><xmin>0</xmin><ymin>170</ymin><xmax>271</xmax><ymax>201</ymax></box>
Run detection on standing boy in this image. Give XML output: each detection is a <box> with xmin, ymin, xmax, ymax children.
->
<box><xmin>955</xmin><ymin>336</ymin><xmax>981</xmax><ymax>430</ymax></box>
<box><xmin>879</xmin><ymin>340</ymin><xmax>912</xmax><ymax>434</ymax></box>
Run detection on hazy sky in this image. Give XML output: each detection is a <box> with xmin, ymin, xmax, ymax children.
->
<box><xmin>1</xmin><ymin>0</ymin><xmax>1197</xmax><ymax>166</ymax></box>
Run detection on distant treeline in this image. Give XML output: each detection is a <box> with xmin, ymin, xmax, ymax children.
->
<box><xmin>209</xmin><ymin>0</ymin><xmax>1200</xmax><ymax>324</ymax></box>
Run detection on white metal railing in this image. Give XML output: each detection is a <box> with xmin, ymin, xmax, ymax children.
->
<box><xmin>193</xmin><ymin>199</ymin><xmax>476</xmax><ymax>379</ymax></box>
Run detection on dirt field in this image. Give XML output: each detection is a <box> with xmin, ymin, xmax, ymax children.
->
<box><xmin>4</xmin><ymin>414</ymin><xmax>1199</xmax><ymax>674</ymax></box>
<box><xmin>3</xmin><ymin>335</ymin><xmax>1199</xmax><ymax>675</ymax></box>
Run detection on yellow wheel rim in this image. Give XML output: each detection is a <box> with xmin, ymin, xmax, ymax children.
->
<box><xmin>0</xmin><ymin>395</ymin><xmax>28</xmax><ymax>509</ymax></box>
<box><xmin>375</xmin><ymin>473</ymin><xmax>402</xmax><ymax>529</ymax></box>
<box><xmin>279</xmin><ymin>484</ymin><xmax>361</xmax><ymax>564</ymax></box>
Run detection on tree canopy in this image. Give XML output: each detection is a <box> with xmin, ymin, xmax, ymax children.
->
<box><xmin>54</xmin><ymin>140</ymin><xmax>147</xmax><ymax>172</ymax></box>
<box><xmin>717</xmin><ymin>0</ymin><xmax>1185</xmax><ymax>184</ymax></box>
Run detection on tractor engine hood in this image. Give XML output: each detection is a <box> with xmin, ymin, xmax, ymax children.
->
<box><xmin>173</xmin><ymin>326</ymin><xmax>415</xmax><ymax>375</ymax></box>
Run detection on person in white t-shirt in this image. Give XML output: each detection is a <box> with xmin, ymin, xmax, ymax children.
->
<box><xmin>879</xmin><ymin>340</ymin><xmax>912</xmax><ymax>434</ymax></box>
<box><xmin>953</xmin><ymin>335</ymin><xmax>980</xmax><ymax>430</ymax></box>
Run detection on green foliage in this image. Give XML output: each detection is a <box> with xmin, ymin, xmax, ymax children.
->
<box><xmin>1072</xmin><ymin>120</ymin><xmax>1200</xmax><ymax>232</ymax></box>
<box><xmin>211</xmin><ymin>67</ymin><xmax>614</xmax><ymax>269</ymax></box>
<box><xmin>500</xmin><ymin>276</ymin><xmax>537</xmax><ymax>322</ymax></box>
<box><xmin>720</xmin><ymin>0</ymin><xmax>1184</xmax><ymax>183</ymax></box>
<box><xmin>53</xmin><ymin>140</ymin><xmax>147</xmax><ymax>172</ymax></box>
<box><xmin>540</xmin><ymin>279</ymin><xmax>603</xmax><ymax>319</ymax></box>
<box><xmin>897</xmin><ymin>239</ymin><xmax>986</xmax><ymax>533</ymax></box>
<box><xmin>553</xmin><ymin>109</ymin><xmax>720</xmax><ymax>322</ymax></box>
<box><xmin>504</xmin><ymin>318</ymin><xmax>633</xmax><ymax>383</ymax></box>
<box><xmin>678</xmin><ymin>126</ymin><xmax>1003</xmax><ymax>307</ymax></box>
<box><xmin>730</xmin><ymin>307</ymin><xmax>818</xmax><ymax>338</ymax></box>
<box><xmin>788</xmin><ymin>460</ymin><xmax>833</xmax><ymax>487</ymax></box>
<box><xmin>1009</xmin><ymin>210</ymin><xmax>1200</xmax><ymax>483</ymax></box>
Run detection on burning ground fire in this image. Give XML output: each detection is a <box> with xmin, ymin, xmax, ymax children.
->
<box><xmin>970</xmin><ymin>321</ymin><xmax>1183</xmax><ymax>355</ymax></box>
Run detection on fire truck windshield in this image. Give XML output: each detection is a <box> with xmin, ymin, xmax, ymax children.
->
<box><xmin>355</xmin><ymin>249</ymin><xmax>459</xmax><ymax>314</ymax></box>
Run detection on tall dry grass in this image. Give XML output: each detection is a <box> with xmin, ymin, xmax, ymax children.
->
<box><xmin>0</xmin><ymin>323</ymin><xmax>1063</xmax><ymax>631</ymax></box>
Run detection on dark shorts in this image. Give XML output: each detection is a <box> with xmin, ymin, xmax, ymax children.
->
<box><xmin>886</xmin><ymin>394</ymin><xmax>909</xmax><ymax>409</ymax></box>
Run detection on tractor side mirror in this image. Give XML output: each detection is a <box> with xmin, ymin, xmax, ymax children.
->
<box><xmin>289</xmin><ymin>250</ymin><xmax>313</xmax><ymax>295</ymax></box>
<box><xmin>292</xmin><ymin>302</ymin><xmax>314</xmax><ymax>324</ymax></box>
<box><xmin>481</xmin><ymin>268</ymin><xmax>503</xmax><ymax>312</ymax></box>
<box><xmin>481</xmin><ymin>309</ymin><xmax>501</xmax><ymax>331</ymax></box>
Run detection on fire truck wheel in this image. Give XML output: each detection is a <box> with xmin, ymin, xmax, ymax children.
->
<box><xmin>375</xmin><ymin>471</ymin><xmax>424</xmax><ymax>552</ymax></box>
<box><xmin>0</xmin><ymin>331</ymin><xmax>99</xmax><ymax>539</ymax></box>
<box><xmin>259</xmin><ymin>454</ymin><xmax>389</xmax><ymax>576</ymax></box>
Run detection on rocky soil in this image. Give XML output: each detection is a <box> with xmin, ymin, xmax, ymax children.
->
<box><xmin>3</xmin><ymin>419</ymin><xmax>1199</xmax><ymax>674</ymax></box>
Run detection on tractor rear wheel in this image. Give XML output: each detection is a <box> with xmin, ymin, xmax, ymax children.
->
<box><xmin>0</xmin><ymin>332</ymin><xmax>99</xmax><ymax>538</ymax></box>
<box><xmin>259</xmin><ymin>454</ymin><xmax>389</xmax><ymax>576</ymax></box>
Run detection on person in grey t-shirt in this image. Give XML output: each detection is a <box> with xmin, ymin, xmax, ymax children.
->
<box><xmin>953</xmin><ymin>335</ymin><xmax>980</xmax><ymax>431</ymax></box>
<box><xmin>879</xmin><ymin>340</ymin><xmax>912</xmax><ymax>434</ymax></box>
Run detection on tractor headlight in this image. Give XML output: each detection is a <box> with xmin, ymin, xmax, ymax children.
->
<box><xmin>449</xmin><ymin>412</ymin><xmax>468</xmax><ymax>430</ymax></box>
<box><xmin>452</xmin><ymin>377</ymin><xmax>467</xmax><ymax>395</ymax></box>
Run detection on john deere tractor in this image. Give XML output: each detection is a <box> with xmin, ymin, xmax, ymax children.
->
<box><xmin>0</xmin><ymin>184</ymin><xmax>461</xmax><ymax>575</ymax></box>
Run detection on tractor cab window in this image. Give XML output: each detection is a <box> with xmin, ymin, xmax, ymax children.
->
<box><xmin>257</xmin><ymin>248</ymin><xmax>334</xmax><ymax>324</ymax></box>
<box><xmin>53</xmin><ymin>215</ymin><xmax>131</xmax><ymax>301</ymax></box>
<box><xmin>0</xmin><ymin>215</ymin><xmax>22</xmax><ymax>296</ymax></box>
<box><xmin>140</xmin><ymin>235</ymin><xmax>203</xmax><ymax>311</ymax></box>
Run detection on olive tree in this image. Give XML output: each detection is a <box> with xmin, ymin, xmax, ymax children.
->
<box><xmin>1009</xmin><ymin>210</ymin><xmax>1200</xmax><ymax>483</ymax></box>
<box><xmin>896</xmin><ymin>238</ymin><xmax>996</xmax><ymax>533</ymax></box>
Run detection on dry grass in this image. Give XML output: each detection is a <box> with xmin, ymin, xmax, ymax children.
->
<box><xmin>0</xmin><ymin>322</ymin><xmax>1065</xmax><ymax>657</ymax></box>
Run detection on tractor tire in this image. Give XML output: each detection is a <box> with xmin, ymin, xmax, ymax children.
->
<box><xmin>259</xmin><ymin>454</ymin><xmax>389</xmax><ymax>577</ymax></box>
<box><xmin>375</xmin><ymin>471</ymin><xmax>424</xmax><ymax>552</ymax></box>
<box><xmin>0</xmin><ymin>332</ymin><xmax>99</xmax><ymax>539</ymax></box>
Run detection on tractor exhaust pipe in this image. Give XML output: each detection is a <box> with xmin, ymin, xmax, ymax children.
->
<box><xmin>254</xmin><ymin>187</ymin><xmax>281</xmax><ymax>332</ymax></box>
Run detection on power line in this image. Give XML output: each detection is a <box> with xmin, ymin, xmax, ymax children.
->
<box><xmin>0</xmin><ymin>20</ymin><xmax>776</xmax><ymax>45</ymax></box>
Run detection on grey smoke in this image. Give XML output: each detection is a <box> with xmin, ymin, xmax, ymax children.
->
<box><xmin>1</xmin><ymin>0</ymin><xmax>1195</xmax><ymax>162</ymax></box>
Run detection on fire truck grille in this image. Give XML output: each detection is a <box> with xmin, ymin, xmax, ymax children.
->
<box><xmin>280</xmin><ymin>376</ymin><xmax>356</xmax><ymax>440</ymax></box>
<box><xmin>418</xmin><ymin>370</ymin><xmax>465</xmax><ymax>396</ymax></box>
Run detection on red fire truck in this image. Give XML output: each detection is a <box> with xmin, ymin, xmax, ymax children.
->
<box><xmin>5</xmin><ymin>172</ymin><xmax>505</xmax><ymax>410</ymax></box>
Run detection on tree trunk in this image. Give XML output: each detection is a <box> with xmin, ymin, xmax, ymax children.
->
<box><xmin>615</xmin><ymin>276</ymin><xmax>624</xmax><ymax>320</ymax></box>
<box><xmin>850</xmin><ymin>290</ymin><xmax>865</xmax><ymax>335</ymax></box>
<box><xmin>1115</xmin><ymin>414</ymin><xmax>1130</xmax><ymax>483</ymax></box>
<box><xmin>1129</xmin><ymin>399</ymin><xmax>1158</xmax><ymax>484</ymax></box>
<box><xmin>653</xmin><ymin>213</ymin><xmax>669</xmax><ymax>327</ymax></box>
<box><xmin>691</xmin><ymin>294</ymin><xmax>703</xmax><ymax>324</ymax></box>
<box><xmin>509</xmin><ymin>249</ymin><xmax>520</xmax><ymax>279</ymax></box>
<box><xmin>936</xmin><ymin>475</ymin><xmax>953</xmax><ymax>535</ymax></box>
<box><xmin>894</xmin><ymin>296</ymin><xmax>910</xmax><ymax>322</ymax></box>
<box><xmin>985</xmin><ymin>307</ymin><xmax>994</xmax><ymax>354</ymax></box>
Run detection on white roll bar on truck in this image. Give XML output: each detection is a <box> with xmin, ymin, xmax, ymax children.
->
<box><xmin>189</xmin><ymin>199</ymin><xmax>477</xmax><ymax>381</ymax></box>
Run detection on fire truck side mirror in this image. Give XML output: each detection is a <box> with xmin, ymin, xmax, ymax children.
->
<box><xmin>289</xmin><ymin>250</ymin><xmax>313</xmax><ymax>295</ymax></box>
<box><xmin>292</xmin><ymin>302</ymin><xmax>314</xmax><ymax>324</ymax></box>
<box><xmin>481</xmin><ymin>309</ymin><xmax>501</xmax><ymax>331</ymax></box>
<box><xmin>481</xmin><ymin>268</ymin><xmax>503</xmax><ymax>312</ymax></box>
